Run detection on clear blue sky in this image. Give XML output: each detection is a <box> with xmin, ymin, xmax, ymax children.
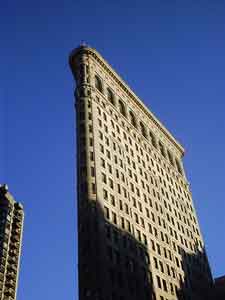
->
<box><xmin>1</xmin><ymin>0</ymin><xmax>225</xmax><ymax>299</ymax></box>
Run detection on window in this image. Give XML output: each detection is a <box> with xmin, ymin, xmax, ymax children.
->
<box><xmin>110</xmin><ymin>195</ymin><xmax>115</xmax><ymax>206</ymax></box>
<box><xmin>112</xmin><ymin>212</ymin><xmax>117</xmax><ymax>224</ymax></box>
<box><xmin>157</xmin><ymin>243</ymin><xmax>161</xmax><ymax>255</ymax></box>
<box><xmin>129</xmin><ymin>111</ymin><xmax>137</xmax><ymax>128</ymax></box>
<box><xmin>118</xmin><ymin>99</ymin><xmax>126</xmax><ymax>117</ymax></box>
<box><xmin>108</xmin><ymin>163</ymin><xmax>112</xmax><ymax>173</ymax></box>
<box><xmin>92</xmin><ymin>183</ymin><xmax>96</xmax><ymax>193</ymax></box>
<box><xmin>107</xmin><ymin>88</ymin><xmax>115</xmax><ymax>105</ymax></box>
<box><xmin>159</xmin><ymin>142</ymin><xmax>166</xmax><ymax>157</ymax></box>
<box><xmin>100</xmin><ymin>144</ymin><xmax>104</xmax><ymax>154</ymax></box>
<box><xmin>140</xmin><ymin>217</ymin><xmax>145</xmax><ymax>228</ymax></box>
<box><xmin>143</xmin><ymin>234</ymin><xmax>147</xmax><ymax>245</ymax></box>
<box><xmin>149</xmin><ymin>131</ymin><xmax>157</xmax><ymax>148</ymax></box>
<box><xmin>119</xmin><ymin>200</ymin><xmax>123</xmax><ymax>210</ymax></box>
<box><xmin>121</xmin><ymin>217</ymin><xmax>125</xmax><ymax>229</ymax></box>
<box><xmin>154</xmin><ymin>257</ymin><xmax>158</xmax><ymax>269</ymax></box>
<box><xmin>134</xmin><ymin>213</ymin><xmax>139</xmax><ymax>223</ymax></box>
<box><xmin>101</xmin><ymin>158</ymin><xmax>105</xmax><ymax>168</ymax></box>
<box><xmin>99</xmin><ymin>131</ymin><xmax>103</xmax><ymax>140</ymax></box>
<box><xmin>103</xmin><ymin>189</ymin><xmax>108</xmax><ymax>200</ymax></box>
<box><xmin>90</xmin><ymin>152</ymin><xmax>94</xmax><ymax>161</ymax></box>
<box><xmin>109</xmin><ymin>178</ymin><xmax>114</xmax><ymax>189</ymax></box>
<box><xmin>106</xmin><ymin>150</ymin><xmax>111</xmax><ymax>159</ymax></box>
<box><xmin>167</xmin><ymin>150</ymin><xmax>174</xmax><ymax>166</ymax></box>
<box><xmin>95</xmin><ymin>75</ymin><xmax>103</xmax><ymax>93</ymax></box>
<box><xmin>140</xmin><ymin>122</ymin><xmax>147</xmax><ymax>138</ymax></box>
<box><xmin>159</xmin><ymin>261</ymin><xmax>164</xmax><ymax>273</ymax></box>
<box><xmin>102</xmin><ymin>172</ymin><xmax>107</xmax><ymax>183</ymax></box>
<box><xmin>175</xmin><ymin>159</ymin><xmax>183</xmax><ymax>174</ymax></box>
<box><xmin>126</xmin><ymin>220</ymin><xmax>131</xmax><ymax>232</ymax></box>
<box><xmin>136</xmin><ymin>229</ymin><xmax>141</xmax><ymax>241</ymax></box>
<box><xmin>156</xmin><ymin>275</ymin><xmax>161</xmax><ymax>288</ymax></box>
<box><xmin>104</xmin><ymin>206</ymin><xmax>109</xmax><ymax>219</ymax></box>
<box><xmin>91</xmin><ymin>167</ymin><xmax>95</xmax><ymax>176</ymax></box>
<box><xmin>162</xmin><ymin>279</ymin><xmax>167</xmax><ymax>292</ymax></box>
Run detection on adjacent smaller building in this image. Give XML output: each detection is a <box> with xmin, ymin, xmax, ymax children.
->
<box><xmin>214</xmin><ymin>276</ymin><xmax>225</xmax><ymax>300</ymax></box>
<box><xmin>0</xmin><ymin>184</ymin><xmax>24</xmax><ymax>300</ymax></box>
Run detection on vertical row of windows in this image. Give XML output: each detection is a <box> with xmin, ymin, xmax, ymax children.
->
<box><xmin>94</xmin><ymin>74</ymin><xmax>183</xmax><ymax>175</ymax></box>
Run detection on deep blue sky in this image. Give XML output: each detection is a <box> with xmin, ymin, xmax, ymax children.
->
<box><xmin>1</xmin><ymin>0</ymin><xmax>225</xmax><ymax>299</ymax></box>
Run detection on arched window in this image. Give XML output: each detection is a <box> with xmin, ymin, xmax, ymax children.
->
<box><xmin>175</xmin><ymin>159</ymin><xmax>183</xmax><ymax>175</ymax></box>
<box><xmin>140</xmin><ymin>122</ymin><xmax>147</xmax><ymax>138</ymax></box>
<box><xmin>167</xmin><ymin>150</ymin><xmax>174</xmax><ymax>166</ymax></box>
<box><xmin>129</xmin><ymin>111</ymin><xmax>137</xmax><ymax>128</ymax></box>
<box><xmin>95</xmin><ymin>75</ymin><xmax>103</xmax><ymax>93</ymax></box>
<box><xmin>107</xmin><ymin>88</ymin><xmax>115</xmax><ymax>105</ymax></box>
<box><xmin>150</xmin><ymin>131</ymin><xmax>157</xmax><ymax>148</ymax></box>
<box><xmin>159</xmin><ymin>141</ymin><xmax>166</xmax><ymax>157</ymax></box>
<box><xmin>118</xmin><ymin>99</ymin><xmax>126</xmax><ymax>117</ymax></box>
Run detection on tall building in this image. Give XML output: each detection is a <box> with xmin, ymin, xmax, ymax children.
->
<box><xmin>69</xmin><ymin>45</ymin><xmax>212</xmax><ymax>300</ymax></box>
<box><xmin>0</xmin><ymin>184</ymin><xmax>24</xmax><ymax>300</ymax></box>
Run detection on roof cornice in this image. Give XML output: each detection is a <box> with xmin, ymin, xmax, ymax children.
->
<box><xmin>69</xmin><ymin>46</ymin><xmax>185</xmax><ymax>156</ymax></box>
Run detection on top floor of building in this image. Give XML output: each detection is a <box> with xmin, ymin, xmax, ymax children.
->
<box><xmin>69</xmin><ymin>45</ymin><xmax>186</xmax><ymax>175</ymax></box>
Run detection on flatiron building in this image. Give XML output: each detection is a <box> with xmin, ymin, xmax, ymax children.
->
<box><xmin>69</xmin><ymin>45</ymin><xmax>212</xmax><ymax>300</ymax></box>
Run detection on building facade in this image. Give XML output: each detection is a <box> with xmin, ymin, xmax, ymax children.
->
<box><xmin>69</xmin><ymin>45</ymin><xmax>212</xmax><ymax>300</ymax></box>
<box><xmin>0</xmin><ymin>185</ymin><xmax>24</xmax><ymax>300</ymax></box>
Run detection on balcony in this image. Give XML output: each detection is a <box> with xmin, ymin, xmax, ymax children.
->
<box><xmin>8</xmin><ymin>256</ymin><xmax>17</xmax><ymax>264</ymax></box>
<box><xmin>12</xmin><ymin>228</ymin><xmax>21</xmax><ymax>235</ymax></box>
<box><xmin>11</xmin><ymin>235</ymin><xmax>20</xmax><ymax>243</ymax></box>
<box><xmin>7</xmin><ymin>264</ymin><xmax>17</xmax><ymax>272</ymax></box>
<box><xmin>3</xmin><ymin>297</ymin><xmax>14</xmax><ymax>300</ymax></box>
<box><xmin>5</xmin><ymin>279</ymin><xmax>16</xmax><ymax>288</ymax></box>
<box><xmin>6</xmin><ymin>272</ymin><xmax>15</xmax><ymax>280</ymax></box>
<box><xmin>10</xmin><ymin>242</ymin><xmax>19</xmax><ymax>250</ymax></box>
<box><xmin>14</xmin><ymin>211</ymin><xmax>23</xmax><ymax>221</ymax></box>
<box><xmin>4</xmin><ymin>287</ymin><xmax>15</xmax><ymax>297</ymax></box>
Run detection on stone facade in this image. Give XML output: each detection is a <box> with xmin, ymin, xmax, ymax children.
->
<box><xmin>69</xmin><ymin>45</ymin><xmax>212</xmax><ymax>300</ymax></box>
<box><xmin>0</xmin><ymin>185</ymin><xmax>24</xmax><ymax>300</ymax></box>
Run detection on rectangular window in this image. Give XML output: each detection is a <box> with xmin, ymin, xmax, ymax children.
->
<box><xmin>104</xmin><ymin>206</ymin><xmax>109</xmax><ymax>219</ymax></box>
<box><xmin>102</xmin><ymin>173</ymin><xmax>107</xmax><ymax>183</ymax></box>
<box><xmin>106</xmin><ymin>150</ymin><xmax>111</xmax><ymax>159</ymax></box>
<box><xmin>103</xmin><ymin>189</ymin><xmax>108</xmax><ymax>200</ymax></box>
<box><xmin>126</xmin><ymin>220</ymin><xmax>131</xmax><ymax>232</ymax></box>
<box><xmin>162</xmin><ymin>279</ymin><xmax>167</xmax><ymax>292</ymax></box>
<box><xmin>121</xmin><ymin>217</ymin><xmax>125</xmax><ymax>229</ymax></box>
<box><xmin>91</xmin><ymin>167</ymin><xmax>95</xmax><ymax>177</ymax></box>
<box><xmin>90</xmin><ymin>152</ymin><xmax>94</xmax><ymax>161</ymax></box>
<box><xmin>136</xmin><ymin>229</ymin><xmax>141</xmax><ymax>241</ymax></box>
<box><xmin>108</xmin><ymin>164</ymin><xmax>112</xmax><ymax>173</ymax></box>
<box><xmin>101</xmin><ymin>158</ymin><xmax>105</xmax><ymax>168</ymax></box>
<box><xmin>110</xmin><ymin>195</ymin><xmax>115</xmax><ymax>206</ymax></box>
<box><xmin>109</xmin><ymin>178</ymin><xmax>114</xmax><ymax>189</ymax></box>
<box><xmin>112</xmin><ymin>212</ymin><xmax>117</xmax><ymax>225</ymax></box>
<box><xmin>156</xmin><ymin>275</ymin><xmax>161</xmax><ymax>288</ymax></box>
<box><xmin>92</xmin><ymin>183</ymin><xmax>96</xmax><ymax>194</ymax></box>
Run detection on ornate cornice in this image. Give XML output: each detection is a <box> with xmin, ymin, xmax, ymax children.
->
<box><xmin>69</xmin><ymin>46</ymin><xmax>185</xmax><ymax>156</ymax></box>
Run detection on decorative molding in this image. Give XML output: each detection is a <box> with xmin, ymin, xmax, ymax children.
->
<box><xmin>69</xmin><ymin>46</ymin><xmax>185</xmax><ymax>156</ymax></box>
